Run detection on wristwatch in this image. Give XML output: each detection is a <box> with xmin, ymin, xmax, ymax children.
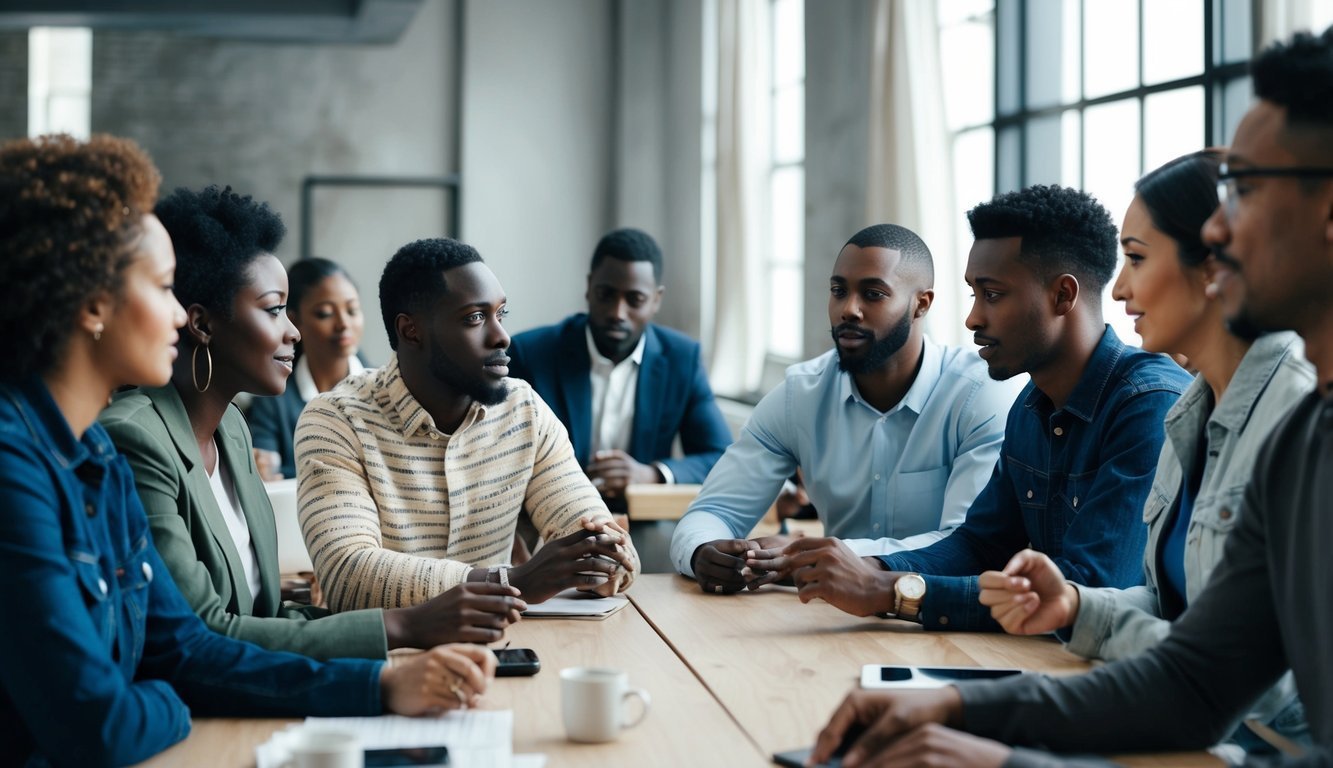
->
<box><xmin>488</xmin><ymin>565</ymin><xmax>511</xmax><ymax>588</ymax></box>
<box><xmin>893</xmin><ymin>573</ymin><xmax>927</xmax><ymax>622</ymax></box>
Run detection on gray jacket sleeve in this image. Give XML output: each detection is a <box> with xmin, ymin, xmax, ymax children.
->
<box><xmin>1065</xmin><ymin>584</ymin><xmax>1168</xmax><ymax>661</ymax></box>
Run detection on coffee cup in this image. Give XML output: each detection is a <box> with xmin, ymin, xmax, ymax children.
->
<box><xmin>279</xmin><ymin>728</ymin><xmax>362</xmax><ymax>768</ymax></box>
<box><xmin>560</xmin><ymin>666</ymin><xmax>651</xmax><ymax>743</ymax></box>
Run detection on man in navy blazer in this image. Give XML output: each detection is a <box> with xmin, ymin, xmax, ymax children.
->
<box><xmin>509</xmin><ymin>229</ymin><xmax>732</xmax><ymax>517</ymax></box>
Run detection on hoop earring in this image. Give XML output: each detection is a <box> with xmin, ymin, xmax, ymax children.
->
<box><xmin>192</xmin><ymin>345</ymin><xmax>213</xmax><ymax>392</ymax></box>
<box><xmin>93</xmin><ymin>323</ymin><xmax>104</xmax><ymax>342</ymax></box>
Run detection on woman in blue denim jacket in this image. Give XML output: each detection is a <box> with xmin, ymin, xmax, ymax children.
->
<box><xmin>0</xmin><ymin>134</ymin><xmax>496</xmax><ymax>768</ymax></box>
<box><xmin>979</xmin><ymin>150</ymin><xmax>1313</xmax><ymax>752</ymax></box>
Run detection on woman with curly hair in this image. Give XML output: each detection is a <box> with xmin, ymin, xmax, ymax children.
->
<box><xmin>0</xmin><ymin>134</ymin><xmax>497</xmax><ymax>767</ymax></box>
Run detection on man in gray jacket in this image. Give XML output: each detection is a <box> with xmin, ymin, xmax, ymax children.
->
<box><xmin>805</xmin><ymin>26</ymin><xmax>1333</xmax><ymax>768</ymax></box>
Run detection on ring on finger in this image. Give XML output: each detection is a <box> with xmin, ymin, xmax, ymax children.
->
<box><xmin>448</xmin><ymin>677</ymin><xmax>466</xmax><ymax>704</ymax></box>
<box><xmin>712</xmin><ymin>584</ymin><xmax>723</xmax><ymax>594</ymax></box>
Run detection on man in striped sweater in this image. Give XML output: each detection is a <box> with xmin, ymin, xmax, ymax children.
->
<box><xmin>295</xmin><ymin>238</ymin><xmax>638</xmax><ymax>614</ymax></box>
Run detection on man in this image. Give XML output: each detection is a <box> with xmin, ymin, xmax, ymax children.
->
<box><xmin>755</xmin><ymin>186</ymin><xmax>1191</xmax><ymax>632</ymax></box>
<box><xmin>807</xmin><ymin>28</ymin><xmax>1333</xmax><ymax>767</ymax></box>
<box><xmin>670</xmin><ymin>224</ymin><xmax>1023</xmax><ymax>593</ymax></box>
<box><xmin>296</xmin><ymin>238</ymin><xmax>639</xmax><ymax>612</ymax></box>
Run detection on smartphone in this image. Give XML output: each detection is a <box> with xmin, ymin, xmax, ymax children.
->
<box><xmin>860</xmin><ymin>664</ymin><xmax>1024</xmax><ymax>689</ymax></box>
<box><xmin>495</xmin><ymin>647</ymin><xmax>541</xmax><ymax>677</ymax></box>
<box><xmin>364</xmin><ymin>745</ymin><xmax>449</xmax><ymax>766</ymax></box>
<box><xmin>772</xmin><ymin>721</ymin><xmax>864</xmax><ymax>767</ymax></box>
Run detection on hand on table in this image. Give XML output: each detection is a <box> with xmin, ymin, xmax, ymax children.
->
<box><xmin>836</xmin><ymin>723</ymin><xmax>1013</xmax><ymax>768</ymax></box>
<box><xmin>745</xmin><ymin>537</ymin><xmax>894</xmax><ymax>616</ymax></box>
<box><xmin>809</xmin><ymin>688</ymin><xmax>968</xmax><ymax>767</ymax></box>
<box><xmin>380</xmin><ymin>643</ymin><xmax>497</xmax><ymax>715</ymax></box>
<box><xmin>508</xmin><ymin>519</ymin><xmax>633</xmax><ymax>602</ymax></box>
<box><xmin>586</xmin><ymin>450</ymin><xmax>662</xmax><ymax>497</ymax></box>
<box><xmin>384</xmin><ymin>582</ymin><xmax>526</xmax><ymax>649</ymax></box>
<box><xmin>978</xmin><ymin>548</ymin><xmax>1080</xmax><ymax>635</ymax></box>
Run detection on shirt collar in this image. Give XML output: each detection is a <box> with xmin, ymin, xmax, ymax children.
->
<box><xmin>1024</xmin><ymin>325</ymin><xmax>1126</xmax><ymax>422</ymax></box>
<box><xmin>586</xmin><ymin>326</ymin><xmax>646</xmax><ymax>370</ymax></box>
<box><xmin>9</xmin><ymin>376</ymin><xmax>113</xmax><ymax>470</ymax></box>
<box><xmin>838</xmin><ymin>336</ymin><xmax>940</xmax><ymax>416</ymax></box>
<box><xmin>294</xmin><ymin>354</ymin><xmax>365</xmax><ymax>402</ymax></box>
<box><xmin>1178</xmin><ymin>332</ymin><xmax>1301</xmax><ymax>434</ymax></box>
<box><xmin>380</xmin><ymin>354</ymin><xmax>486</xmax><ymax>438</ymax></box>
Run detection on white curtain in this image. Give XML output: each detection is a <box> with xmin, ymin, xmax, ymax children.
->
<box><xmin>865</xmin><ymin>0</ymin><xmax>960</xmax><ymax>344</ymax></box>
<box><xmin>711</xmin><ymin>0</ymin><xmax>771</xmax><ymax>395</ymax></box>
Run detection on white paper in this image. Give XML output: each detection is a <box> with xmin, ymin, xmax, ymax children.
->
<box><xmin>257</xmin><ymin>710</ymin><xmax>514</xmax><ymax>768</ymax></box>
<box><xmin>521</xmin><ymin>589</ymin><xmax>629</xmax><ymax>618</ymax></box>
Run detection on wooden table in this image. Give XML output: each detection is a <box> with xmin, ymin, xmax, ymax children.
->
<box><xmin>136</xmin><ymin>574</ymin><xmax>1219</xmax><ymax>767</ymax></box>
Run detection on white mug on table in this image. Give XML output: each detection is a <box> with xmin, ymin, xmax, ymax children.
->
<box><xmin>279</xmin><ymin>728</ymin><xmax>362</xmax><ymax>768</ymax></box>
<box><xmin>560</xmin><ymin>666</ymin><xmax>652</xmax><ymax>743</ymax></box>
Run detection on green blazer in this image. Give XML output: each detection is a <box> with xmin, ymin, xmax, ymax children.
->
<box><xmin>99</xmin><ymin>384</ymin><xmax>387</xmax><ymax>660</ymax></box>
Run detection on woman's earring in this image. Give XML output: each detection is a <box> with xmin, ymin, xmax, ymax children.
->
<box><xmin>192</xmin><ymin>345</ymin><xmax>213</xmax><ymax>392</ymax></box>
<box><xmin>93</xmin><ymin>323</ymin><xmax>104</xmax><ymax>342</ymax></box>
<box><xmin>1204</xmin><ymin>281</ymin><xmax>1220</xmax><ymax>299</ymax></box>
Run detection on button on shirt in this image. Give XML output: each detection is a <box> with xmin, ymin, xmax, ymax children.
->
<box><xmin>587</xmin><ymin>326</ymin><xmax>645</xmax><ymax>456</ymax></box>
<box><xmin>670</xmin><ymin>337</ymin><xmax>1023</xmax><ymax>574</ymax></box>
<box><xmin>878</xmin><ymin>327</ymin><xmax>1193</xmax><ymax>632</ymax></box>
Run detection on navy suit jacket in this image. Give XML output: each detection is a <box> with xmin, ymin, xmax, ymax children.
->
<box><xmin>508</xmin><ymin>313</ymin><xmax>732</xmax><ymax>484</ymax></box>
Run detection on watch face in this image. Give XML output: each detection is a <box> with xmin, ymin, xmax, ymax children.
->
<box><xmin>898</xmin><ymin>575</ymin><xmax>926</xmax><ymax>600</ymax></box>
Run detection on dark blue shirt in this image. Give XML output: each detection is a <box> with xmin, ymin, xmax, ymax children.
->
<box><xmin>0</xmin><ymin>377</ymin><xmax>383</xmax><ymax>768</ymax></box>
<box><xmin>877</xmin><ymin>327</ymin><xmax>1192</xmax><ymax>631</ymax></box>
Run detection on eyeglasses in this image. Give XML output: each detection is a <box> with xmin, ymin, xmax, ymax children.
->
<box><xmin>1216</xmin><ymin>163</ymin><xmax>1333</xmax><ymax>218</ymax></box>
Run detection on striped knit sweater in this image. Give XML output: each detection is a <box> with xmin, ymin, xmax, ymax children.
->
<box><xmin>295</xmin><ymin>354</ymin><xmax>637</xmax><ymax>612</ymax></box>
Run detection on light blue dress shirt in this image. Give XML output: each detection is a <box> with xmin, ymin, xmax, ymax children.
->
<box><xmin>670</xmin><ymin>337</ymin><xmax>1023</xmax><ymax>576</ymax></box>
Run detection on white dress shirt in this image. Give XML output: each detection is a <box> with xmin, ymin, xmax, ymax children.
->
<box><xmin>586</xmin><ymin>326</ymin><xmax>646</xmax><ymax>455</ymax></box>
<box><xmin>207</xmin><ymin>440</ymin><xmax>263</xmax><ymax>601</ymax></box>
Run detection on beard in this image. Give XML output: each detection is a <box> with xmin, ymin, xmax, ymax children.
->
<box><xmin>427</xmin><ymin>336</ymin><xmax>510</xmax><ymax>406</ymax></box>
<box><xmin>833</xmin><ymin>305</ymin><xmax>913</xmax><ymax>375</ymax></box>
<box><xmin>1225</xmin><ymin>311</ymin><xmax>1266</xmax><ymax>343</ymax></box>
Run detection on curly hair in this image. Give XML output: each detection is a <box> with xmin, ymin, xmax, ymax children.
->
<box><xmin>967</xmin><ymin>184</ymin><xmax>1119</xmax><ymax>295</ymax></box>
<box><xmin>154</xmin><ymin>185</ymin><xmax>286</xmax><ymax>317</ymax></box>
<box><xmin>0</xmin><ymin>134</ymin><xmax>161</xmax><ymax>381</ymax></box>
<box><xmin>590</xmin><ymin>228</ymin><xmax>663</xmax><ymax>282</ymax></box>
<box><xmin>844</xmin><ymin>223</ymin><xmax>935</xmax><ymax>288</ymax></box>
<box><xmin>379</xmin><ymin>238</ymin><xmax>482</xmax><ymax>350</ymax></box>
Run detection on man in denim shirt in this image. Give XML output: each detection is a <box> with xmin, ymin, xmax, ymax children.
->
<box><xmin>754</xmin><ymin>186</ymin><xmax>1191</xmax><ymax>631</ymax></box>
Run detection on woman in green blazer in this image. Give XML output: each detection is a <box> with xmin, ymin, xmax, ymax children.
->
<box><xmin>101</xmin><ymin>185</ymin><xmax>525</xmax><ymax>661</ymax></box>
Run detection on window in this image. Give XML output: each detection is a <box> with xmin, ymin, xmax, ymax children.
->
<box><xmin>981</xmin><ymin>0</ymin><xmax>1254</xmax><ymax>345</ymax></box>
<box><xmin>28</xmin><ymin>27</ymin><xmax>92</xmax><ymax>139</ymax></box>
<box><xmin>765</xmin><ymin>0</ymin><xmax>805</xmax><ymax>362</ymax></box>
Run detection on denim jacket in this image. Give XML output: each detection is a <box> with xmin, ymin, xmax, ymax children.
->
<box><xmin>1067</xmin><ymin>331</ymin><xmax>1313</xmax><ymax>739</ymax></box>
<box><xmin>0</xmin><ymin>377</ymin><xmax>383</xmax><ymax>768</ymax></box>
<box><xmin>878</xmin><ymin>327</ymin><xmax>1192</xmax><ymax>631</ymax></box>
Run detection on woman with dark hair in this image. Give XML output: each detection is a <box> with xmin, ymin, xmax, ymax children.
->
<box><xmin>99</xmin><ymin>185</ymin><xmax>525</xmax><ymax>663</ymax></box>
<box><xmin>980</xmin><ymin>149</ymin><xmax>1311</xmax><ymax>750</ymax></box>
<box><xmin>0</xmin><ymin>135</ymin><xmax>495</xmax><ymax>767</ymax></box>
<box><xmin>248</xmin><ymin>257</ymin><xmax>368</xmax><ymax>481</ymax></box>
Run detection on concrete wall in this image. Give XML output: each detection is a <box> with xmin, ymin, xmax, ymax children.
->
<box><xmin>0</xmin><ymin>32</ymin><xmax>26</xmax><ymax>139</ymax></box>
<box><xmin>89</xmin><ymin>0</ymin><xmax>457</xmax><ymax>363</ymax></box>
<box><xmin>460</xmin><ymin>0</ymin><xmax>615</xmax><ymax>336</ymax></box>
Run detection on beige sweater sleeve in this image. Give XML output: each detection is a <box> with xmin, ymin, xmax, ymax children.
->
<box><xmin>524</xmin><ymin>396</ymin><xmax>640</xmax><ymax>591</ymax></box>
<box><xmin>296</xmin><ymin>398</ymin><xmax>471</xmax><ymax>611</ymax></box>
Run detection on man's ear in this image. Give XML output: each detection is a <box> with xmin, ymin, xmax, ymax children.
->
<box><xmin>185</xmin><ymin>304</ymin><xmax>213</xmax><ymax>346</ymax></box>
<box><xmin>913</xmin><ymin>289</ymin><xmax>934</xmax><ymax>319</ymax></box>
<box><xmin>1052</xmin><ymin>274</ymin><xmax>1080</xmax><ymax>317</ymax></box>
<box><xmin>395</xmin><ymin>313</ymin><xmax>421</xmax><ymax>348</ymax></box>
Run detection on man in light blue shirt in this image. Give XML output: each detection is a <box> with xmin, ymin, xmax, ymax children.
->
<box><xmin>670</xmin><ymin>224</ymin><xmax>1022</xmax><ymax>591</ymax></box>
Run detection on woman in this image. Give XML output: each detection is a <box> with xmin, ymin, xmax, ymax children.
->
<box><xmin>248</xmin><ymin>257</ymin><xmax>367</xmax><ymax>481</ymax></box>
<box><xmin>98</xmin><ymin>185</ymin><xmax>524</xmax><ymax>661</ymax></box>
<box><xmin>0</xmin><ymin>134</ymin><xmax>495</xmax><ymax>767</ymax></box>
<box><xmin>979</xmin><ymin>149</ymin><xmax>1312</xmax><ymax>748</ymax></box>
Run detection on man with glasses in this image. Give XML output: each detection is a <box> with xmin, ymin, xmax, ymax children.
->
<box><xmin>802</xmin><ymin>27</ymin><xmax>1333</xmax><ymax>767</ymax></box>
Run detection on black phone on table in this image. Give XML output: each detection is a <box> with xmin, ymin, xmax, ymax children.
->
<box><xmin>495</xmin><ymin>647</ymin><xmax>541</xmax><ymax>676</ymax></box>
<box><xmin>364</xmin><ymin>745</ymin><xmax>449</xmax><ymax>766</ymax></box>
<box><xmin>772</xmin><ymin>721</ymin><xmax>866</xmax><ymax>767</ymax></box>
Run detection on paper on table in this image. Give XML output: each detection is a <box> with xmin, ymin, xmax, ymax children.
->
<box><xmin>261</xmin><ymin>710</ymin><xmax>513</xmax><ymax>768</ymax></box>
<box><xmin>520</xmin><ymin>588</ymin><xmax>629</xmax><ymax>619</ymax></box>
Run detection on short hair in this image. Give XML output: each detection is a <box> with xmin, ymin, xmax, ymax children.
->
<box><xmin>590</xmin><ymin>227</ymin><xmax>663</xmax><ymax>282</ymax></box>
<box><xmin>379</xmin><ymin>238</ymin><xmax>483</xmax><ymax>350</ymax></box>
<box><xmin>0</xmin><ymin>134</ymin><xmax>161</xmax><ymax>381</ymax></box>
<box><xmin>843</xmin><ymin>223</ymin><xmax>935</xmax><ymax>288</ymax></box>
<box><xmin>967</xmin><ymin>185</ymin><xmax>1119</xmax><ymax>293</ymax></box>
<box><xmin>288</xmin><ymin>257</ymin><xmax>356</xmax><ymax>316</ymax></box>
<box><xmin>1252</xmin><ymin>26</ymin><xmax>1333</xmax><ymax>163</ymax></box>
<box><xmin>1134</xmin><ymin>150</ymin><xmax>1223</xmax><ymax>269</ymax></box>
<box><xmin>155</xmin><ymin>185</ymin><xmax>286</xmax><ymax>316</ymax></box>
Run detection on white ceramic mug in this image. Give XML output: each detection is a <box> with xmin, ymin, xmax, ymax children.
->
<box><xmin>560</xmin><ymin>666</ymin><xmax>652</xmax><ymax>743</ymax></box>
<box><xmin>279</xmin><ymin>728</ymin><xmax>363</xmax><ymax>768</ymax></box>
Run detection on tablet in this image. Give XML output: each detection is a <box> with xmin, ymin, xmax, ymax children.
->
<box><xmin>859</xmin><ymin>664</ymin><xmax>1024</xmax><ymax>689</ymax></box>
